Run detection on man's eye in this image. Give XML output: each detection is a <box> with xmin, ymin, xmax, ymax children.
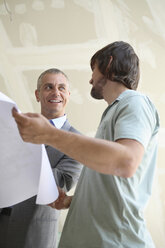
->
<box><xmin>59</xmin><ymin>86</ymin><xmax>65</xmax><ymax>90</ymax></box>
<box><xmin>45</xmin><ymin>85</ymin><xmax>52</xmax><ymax>90</ymax></box>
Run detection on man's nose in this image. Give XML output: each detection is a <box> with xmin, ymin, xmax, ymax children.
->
<box><xmin>89</xmin><ymin>79</ymin><xmax>93</xmax><ymax>85</ymax></box>
<box><xmin>52</xmin><ymin>87</ymin><xmax>60</xmax><ymax>96</ymax></box>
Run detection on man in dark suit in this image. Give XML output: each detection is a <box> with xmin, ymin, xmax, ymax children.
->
<box><xmin>0</xmin><ymin>68</ymin><xmax>82</xmax><ymax>248</ymax></box>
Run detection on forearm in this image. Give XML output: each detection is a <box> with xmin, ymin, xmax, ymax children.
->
<box><xmin>12</xmin><ymin>110</ymin><xmax>143</xmax><ymax>178</ymax></box>
<box><xmin>45</xmin><ymin>128</ymin><xmax>134</xmax><ymax>177</ymax></box>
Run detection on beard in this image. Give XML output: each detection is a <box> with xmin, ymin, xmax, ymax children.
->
<box><xmin>90</xmin><ymin>87</ymin><xmax>103</xmax><ymax>99</ymax></box>
<box><xmin>90</xmin><ymin>77</ymin><xmax>107</xmax><ymax>100</ymax></box>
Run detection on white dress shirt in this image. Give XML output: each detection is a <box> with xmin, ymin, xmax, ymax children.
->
<box><xmin>50</xmin><ymin>115</ymin><xmax>67</xmax><ymax>129</ymax></box>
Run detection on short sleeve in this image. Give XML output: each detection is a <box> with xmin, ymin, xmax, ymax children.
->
<box><xmin>114</xmin><ymin>95</ymin><xmax>156</xmax><ymax>149</ymax></box>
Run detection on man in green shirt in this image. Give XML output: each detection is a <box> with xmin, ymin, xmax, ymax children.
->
<box><xmin>13</xmin><ymin>41</ymin><xmax>159</xmax><ymax>248</ymax></box>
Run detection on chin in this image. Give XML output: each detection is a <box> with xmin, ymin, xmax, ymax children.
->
<box><xmin>91</xmin><ymin>92</ymin><xmax>103</xmax><ymax>100</ymax></box>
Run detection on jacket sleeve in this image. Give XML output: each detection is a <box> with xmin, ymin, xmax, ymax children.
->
<box><xmin>46</xmin><ymin>122</ymin><xmax>83</xmax><ymax>192</ymax></box>
<box><xmin>52</xmin><ymin>153</ymin><xmax>83</xmax><ymax>192</ymax></box>
<box><xmin>46</xmin><ymin>144</ymin><xmax>83</xmax><ymax>192</ymax></box>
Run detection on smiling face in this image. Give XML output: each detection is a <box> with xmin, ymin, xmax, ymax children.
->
<box><xmin>35</xmin><ymin>72</ymin><xmax>70</xmax><ymax>119</ymax></box>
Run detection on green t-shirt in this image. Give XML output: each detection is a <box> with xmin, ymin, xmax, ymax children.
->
<box><xmin>59</xmin><ymin>90</ymin><xmax>159</xmax><ymax>248</ymax></box>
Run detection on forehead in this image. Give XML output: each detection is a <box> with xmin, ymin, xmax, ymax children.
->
<box><xmin>41</xmin><ymin>73</ymin><xmax>68</xmax><ymax>85</ymax></box>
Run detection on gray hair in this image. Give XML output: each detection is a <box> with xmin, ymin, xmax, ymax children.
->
<box><xmin>37</xmin><ymin>68</ymin><xmax>69</xmax><ymax>90</ymax></box>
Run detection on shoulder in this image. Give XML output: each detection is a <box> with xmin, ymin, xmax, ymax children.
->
<box><xmin>117</xmin><ymin>90</ymin><xmax>157</xmax><ymax>115</ymax></box>
<box><xmin>119</xmin><ymin>90</ymin><xmax>148</xmax><ymax>104</ymax></box>
<box><xmin>114</xmin><ymin>90</ymin><xmax>159</xmax><ymax>138</ymax></box>
<box><xmin>62</xmin><ymin>120</ymin><xmax>81</xmax><ymax>134</ymax></box>
<box><xmin>69</xmin><ymin>126</ymin><xmax>81</xmax><ymax>134</ymax></box>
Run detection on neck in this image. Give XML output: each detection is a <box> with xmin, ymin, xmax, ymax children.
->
<box><xmin>103</xmin><ymin>80</ymin><xmax>128</xmax><ymax>105</ymax></box>
<box><xmin>41</xmin><ymin>112</ymin><xmax>64</xmax><ymax>120</ymax></box>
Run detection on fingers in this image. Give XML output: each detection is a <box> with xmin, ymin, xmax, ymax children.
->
<box><xmin>48</xmin><ymin>200</ymin><xmax>60</xmax><ymax>209</ymax></box>
<box><xmin>48</xmin><ymin>201</ymin><xmax>56</xmax><ymax>208</ymax></box>
<box><xmin>12</xmin><ymin>108</ymin><xmax>34</xmax><ymax>142</ymax></box>
<box><xmin>12</xmin><ymin>107</ymin><xmax>29</xmax><ymax>126</ymax></box>
<box><xmin>48</xmin><ymin>193</ymin><xmax>67</xmax><ymax>210</ymax></box>
<box><xmin>12</xmin><ymin>108</ymin><xmax>53</xmax><ymax>144</ymax></box>
<box><xmin>58</xmin><ymin>187</ymin><xmax>66</xmax><ymax>197</ymax></box>
<box><xmin>12</xmin><ymin>108</ymin><xmax>39</xmax><ymax>122</ymax></box>
<box><xmin>12</xmin><ymin>107</ymin><xmax>18</xmax><ymax>114</ymax></box>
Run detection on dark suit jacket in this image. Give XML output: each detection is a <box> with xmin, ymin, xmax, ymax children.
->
<box><xmin>0</xmin><ymin>120</ymin><xmax>82</xmax><ymax>248</ymax></box>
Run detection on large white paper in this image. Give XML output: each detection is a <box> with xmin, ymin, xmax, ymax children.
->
<box><xmin>0</xmin><ymin>92</ymin><xmax>58</xmax><ymax>208</ymax></box>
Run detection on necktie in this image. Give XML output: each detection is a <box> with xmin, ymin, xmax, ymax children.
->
<box><xmin>49</xmin><ymin>119</ymin><xmax>55</xmax><ymax>126</ymax></box>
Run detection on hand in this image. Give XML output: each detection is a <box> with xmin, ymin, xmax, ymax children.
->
<box><xmin>12</xmin><ymin>108</ymin><xmax>53</xmax><ymax>144</ymax></box>
<box><xmin>48</xmin><ymin>188</ymin><xmax>72</xmax><ymax>210</ymax></box>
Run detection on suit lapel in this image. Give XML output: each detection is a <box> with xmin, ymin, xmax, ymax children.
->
<box><xmin>45</xmin><ymin>120</ymin><xmax>71</xmax><ymax>167</ymax></box>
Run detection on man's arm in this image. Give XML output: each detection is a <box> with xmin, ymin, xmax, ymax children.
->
<box><xmin>46</xmin><ymin>145</ymin><xmax>82</xmax><ymax>192</ymax></box>
<box><xmin>12</xmin><ymin>109</ymin><xmax>144</xmax><ymax>178</ymax></box>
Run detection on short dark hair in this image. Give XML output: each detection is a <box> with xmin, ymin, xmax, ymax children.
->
<box><xmin>37</xmin><ymin>68</ymin><xmax>69</xmax><ymax>90</ymax></box>
<box><xmin>90</xmin><ymin>41</ymin><xmax>140</xmax><ymax>90</ymax></box>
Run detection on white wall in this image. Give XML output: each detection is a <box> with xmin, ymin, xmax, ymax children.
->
<box><xmin>0</xmin><ymin>0</ymin><xmax>165</xmax><ymax>247</ymax></box>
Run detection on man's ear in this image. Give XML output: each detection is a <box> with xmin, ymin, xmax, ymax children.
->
<box><xmin>35</xmin><ymin>89</ymin><xmax>40</xmax><ymax>102</ymax></box>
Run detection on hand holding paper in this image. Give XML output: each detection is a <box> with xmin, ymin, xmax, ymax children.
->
<box><xmin>12</xmin><ymin>108</ymin><xmax>53</xmax><ymax>145</ymax></box>
<box><xmin>0</xmin><ymin>92</ymin><xmax>58</xmax><ymax>208</ymax></box>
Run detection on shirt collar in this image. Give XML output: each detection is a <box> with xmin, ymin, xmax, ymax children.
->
<box><xmin>115</xmin><ymin>89</ymin><xmax>132</xmax><ymax>102</ymax></box>
<box><xmin>50</xmin><ymin>115</ymin><xmax>67</xmax><ymax>129</ymax></box>
<box><xmin>101</xmin><ymin>89</ymin><xmax>132</xmax><ymax>121</ymax></box>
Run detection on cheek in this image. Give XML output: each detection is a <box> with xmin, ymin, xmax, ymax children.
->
<box><xmin>41</xmin><ymin>92</ymin><xmax>49</xmax><ymax>100</ymax></box>
<box><xmin>64</xmin><ymin>98</ymin><xmax>69</xmax><ymax>104</ymax></box>
<box><xmin>63</xmin><ymin>93</ymin><xmax>70</xmax><ymax>101</ymax></box>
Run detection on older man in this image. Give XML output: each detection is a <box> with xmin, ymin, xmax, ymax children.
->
<box><xmin>0</xmin><ymin>68</ymin><xmax>82</xmax><ymax>248</ymax></box>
